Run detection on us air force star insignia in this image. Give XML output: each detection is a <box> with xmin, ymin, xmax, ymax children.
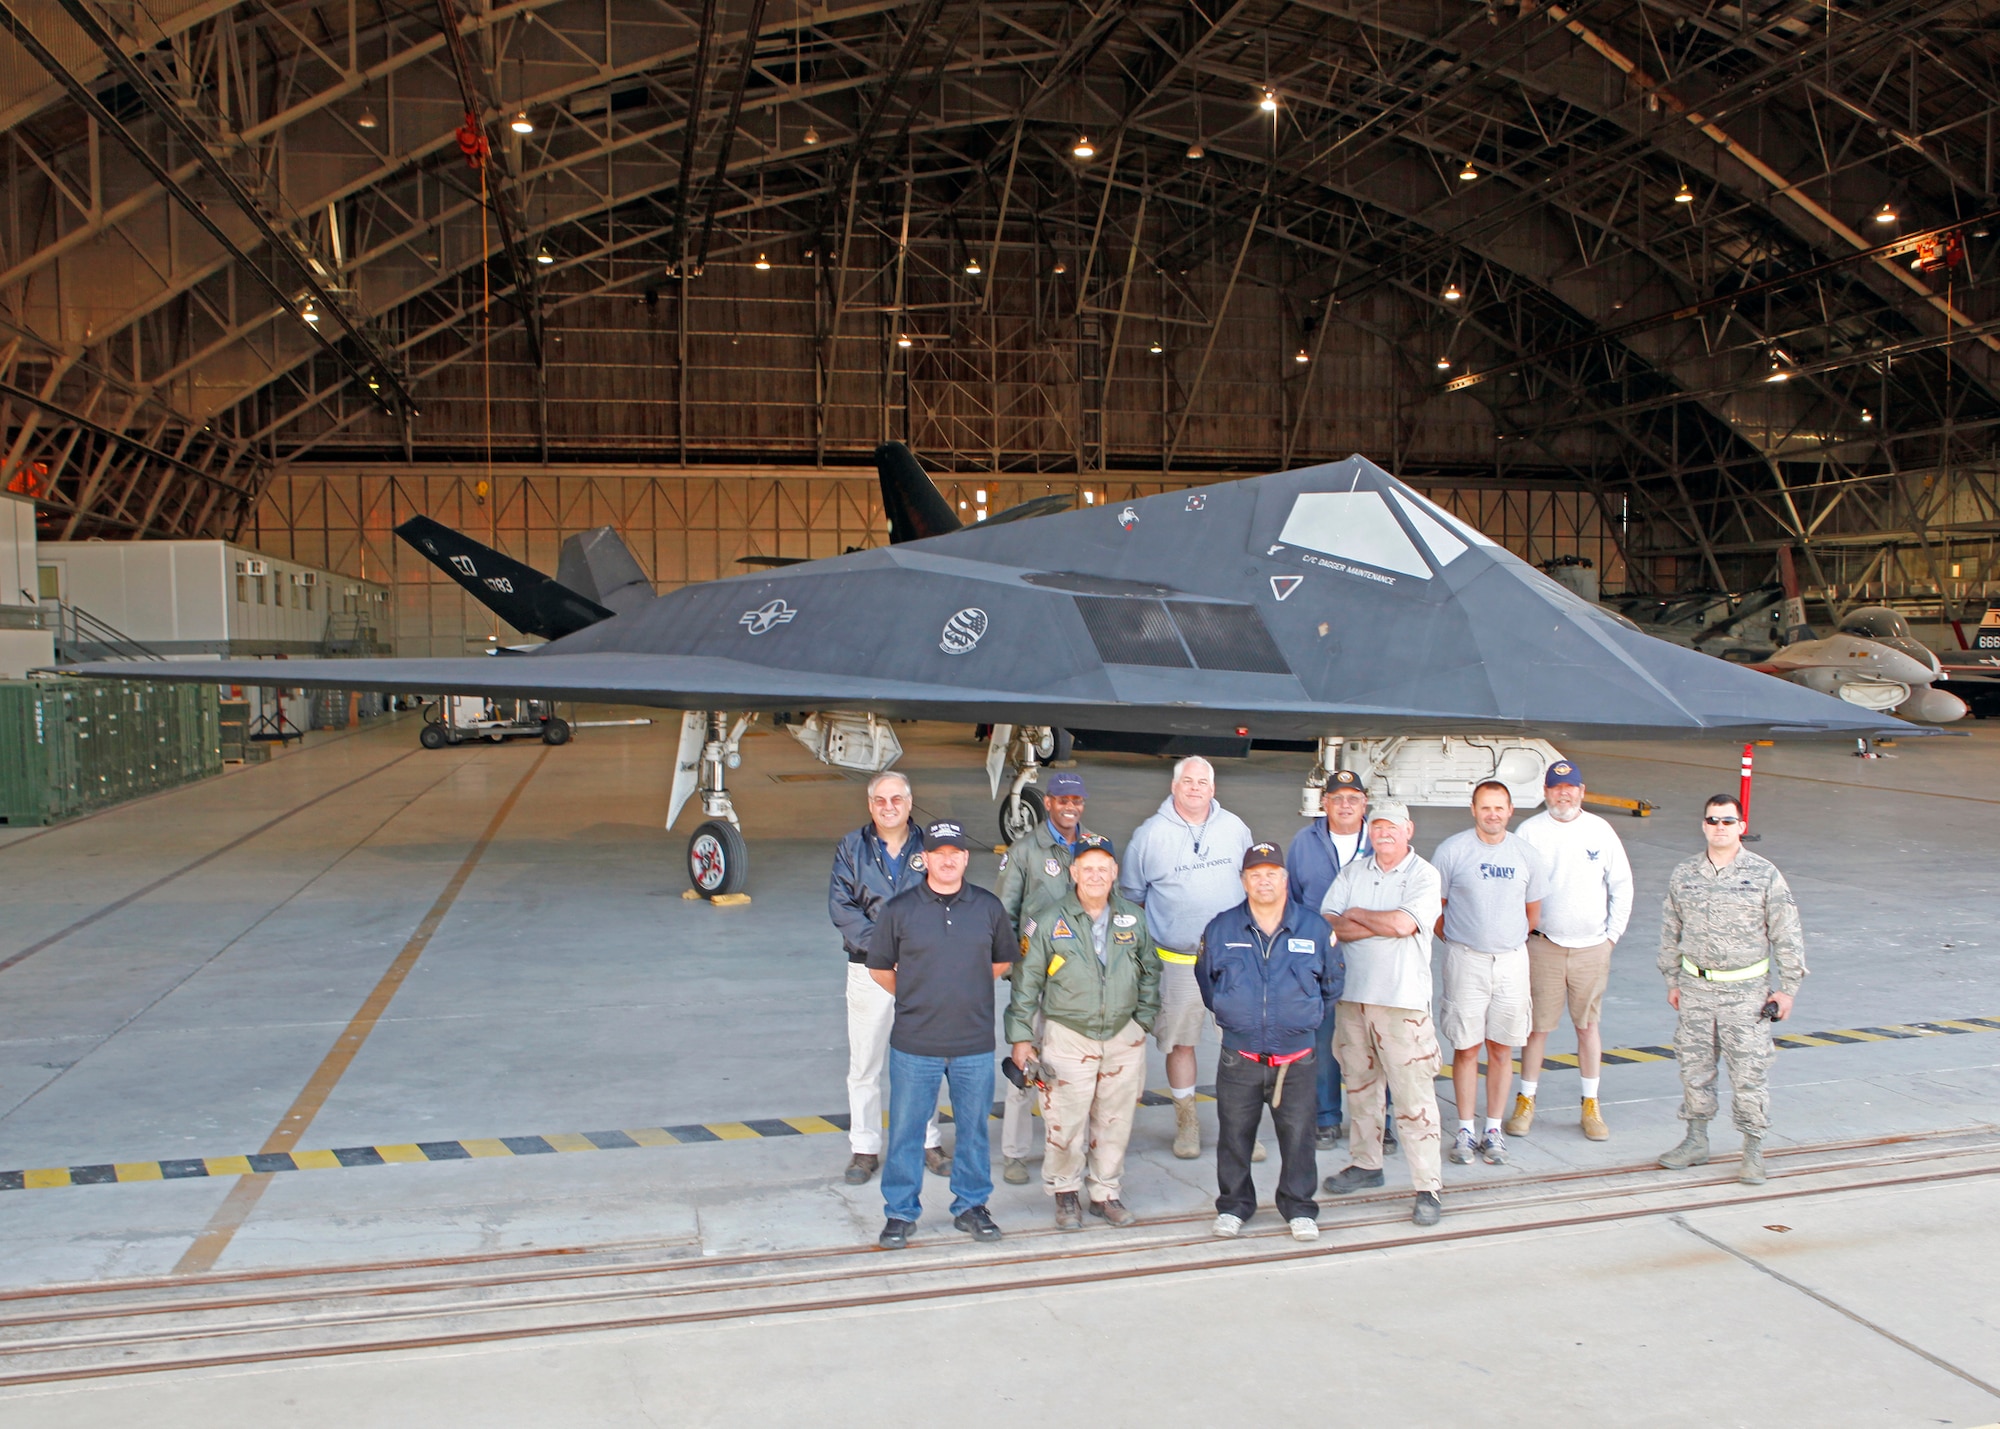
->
<box><xmin>739</xmin><ymin>599</ymin><xmax>797</xmax><ymax>634</ymax></box>
<box><xmin>1270</xmin><ymin>574</ymin><xmax>1303</xmax><ymax>601</ymax></box>
<box><xmin>1044</xmin><ymin>858</ymin><xmax>1060</xmax><ymax>877</ymax></box>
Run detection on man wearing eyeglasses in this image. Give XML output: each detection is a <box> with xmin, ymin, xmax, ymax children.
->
<box><xmin>1656</xmin><ymin>793</ymin><xmax>1808</xmax><ymax>1185</ymax></box>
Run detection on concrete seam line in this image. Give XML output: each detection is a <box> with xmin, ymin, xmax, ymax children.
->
<box><xmin>170</xmin><ymin>748</ymin><xmax>549</xmax><ymax>1276</ymax></box>
<box><xmin>1670</xmin><ymin>1215</ymin><xmax>2000</xmax><ymax>1401</ymax></box>
<box><xmin>0</xmin><ymin>748</ymin><xmax>422</xmax><ymax>975</ymax></box>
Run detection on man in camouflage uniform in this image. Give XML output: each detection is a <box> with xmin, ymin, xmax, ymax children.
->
<box><xmin>1656</xmin><ymin>792</ymin><xmax>1808</xmax><ymax>1185</ymax></box>
<box><xmin>994</xmin><ymin>769</ymin><xmax>1093</xmax><ymax>1185</ymax></box>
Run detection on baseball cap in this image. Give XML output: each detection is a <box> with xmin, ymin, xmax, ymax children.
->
<box><xmin>923</xmin><ymin>819</ymin><xmax>972</xmax><ymax>851</ymax></box>
<box><xmin>1073</xmin><ymin>832</ymin><xmax>1117</xmax><ymax>859</ymax></box>
<box><xmin>1325</xmin><ymin>769</ymin><xmax>1366</xmax><ymax>795</ymax></box>
<box><xmin>1544</xmin><ymin>760</ymin><xmax>1584</xmax><ymax>788</ymax></box>
<box><xmin>1366</xmin><ymin>798</ymin><xmax>1412</xmax><ymax>825</ymax></box>
<box><xmin>1241</xmin><ymin>841</ymin><xmax>1285</xmax><ymax>871</ymax></box>
<box><xmin>1044</xmin><ymin>770</ymin><xmax>1087</xmax><ymax>798</ymax></box>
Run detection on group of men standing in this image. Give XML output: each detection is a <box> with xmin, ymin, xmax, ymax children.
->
<box><xmin>829</xmin><ymin>751</ymin><xmax>1808</xmax><ymax>1250</ymax></box>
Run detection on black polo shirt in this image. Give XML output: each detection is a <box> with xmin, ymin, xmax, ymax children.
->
<box><xmin>865</xmin><ymin>879</ymin><xmax>1017</xmax><ymax>1058</ymax></box>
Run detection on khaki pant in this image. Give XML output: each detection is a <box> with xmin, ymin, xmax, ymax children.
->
<box><xmin>1039</xmin><ymin>1018</ymin><xmax>1149</xmax><ymax>1200</ymax></box>
<box><xmin>1528</xmin><ymin>933</ymin><xmax>1613</xmax><ymax>1032</ymax></box>
<box><xmin>1334</xmin><ymin>1001</ymin><xmax>1444</xmax><ymax>1194</ymax></box>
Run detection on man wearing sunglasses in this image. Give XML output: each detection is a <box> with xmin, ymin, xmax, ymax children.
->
<box><xmin>1656</xmin><ymin>794</ymin><xmax>1808</xmax><ymax>1185</ymax></box>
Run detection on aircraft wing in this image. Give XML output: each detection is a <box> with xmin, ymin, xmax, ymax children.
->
<box><xmin>68</xmin><ymin>457</ymin><xmax>1923</xmax><ymax>742</ymax></box>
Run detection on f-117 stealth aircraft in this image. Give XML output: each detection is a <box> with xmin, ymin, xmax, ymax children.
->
<box><xmin>74</xmin><ymin>456</ymin><xmax>1912</xmax><ymax>896</ymax></box>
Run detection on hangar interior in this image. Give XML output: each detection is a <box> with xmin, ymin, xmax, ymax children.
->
<box><xmin>2</xmin><ymin>0</ymin><xmax>1999</xmax><ymax>1422</ymax></box>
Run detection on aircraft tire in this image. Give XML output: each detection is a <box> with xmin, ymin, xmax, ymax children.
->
<box><xmin>419</xmin><ymin>723</ymin><xmax>448</xmax><ymax>750</ymax></box>
<box><xmin>998</xmin><ymin>786</ymin><xmax>1046</xmax><ymax>845</ymax></box>
<box><xmin>688</xmin><ymin>820</ymin><xmax>749</xmax><ymax>897</ymax></box>
<box><xmin>541</xmin><ymin>716</ymin><xmax>572</xmax><ymax>746</ymax></box>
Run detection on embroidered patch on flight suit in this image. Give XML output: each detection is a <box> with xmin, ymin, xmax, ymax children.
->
<box><xmin>1113</xmin><ymin>930</ymin><xmax>1136</xmax><ymax>944</ymax></box>
<box><xmin>1113</xmin><ymin>914</ymin><xmax>1137</xmax><ymax>927</ymax></box>
<box><xmin>1287</xmin><ymin>938</ymin><xmax>1315</xmax><ymax>953</ymax></box>
<box><xmin>1051</xmin><ymin>917</ymin><xmax>1075</xmax><ymax>940</ymax></box>
<box><xmin>910</xmin><ymin>853</ymin><xmax>925</xmax><ymax>871</ymax></box>
<box><xmin>1044</xmin><ymin>858</ymin><xmax>1061</xmax><ymax>877</ymax></box>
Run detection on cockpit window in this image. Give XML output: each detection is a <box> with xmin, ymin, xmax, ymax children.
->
<box><xmin>1278</xmin><ymin>492</ymin><xmax>1432</xmax><ymax>578</ymax></box>
<box><xmin>1390</xmin><ymin>491</ymin><xmax>1469</xmax><ymax>566</ymax></box>
<box><xmin>1839</xmin><ymin>608</ymin><xmax>1912</xmax><ymax>641</ymax></box>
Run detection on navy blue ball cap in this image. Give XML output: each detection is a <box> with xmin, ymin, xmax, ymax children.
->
<box><xmin>1045</xmin><ymin>770</ymin><xmax>1087</xmax><ymax>798</ymax></box>
<box><xmin>1073</xmin><ymin>832</ymin><xmax>1117</xmax><ymax>859</ymax></box>
<box><xmin>923</xmin><ymin>819</ymin><xmax>973</xmax><ymax>851</ymax></box>
<box><xmin>1241</xmin><ymin>841</ymin><xmax>1285</xmax><ymax>871</ymax></box>
<box><xmin>1326</xmin><ymin>769</ymin><xmax>1366</xmax><ymax>793</ymax></box>
<box><xmin>1544</xmin><ymin>760</ymin><xmax>1584</xmax><ymax>788</ymax></box>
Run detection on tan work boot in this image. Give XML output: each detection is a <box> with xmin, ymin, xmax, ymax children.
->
<box><xmin>1502</xmin><ymin>1093</ymin><xmax>1535</xmax><ymax>1136</ymax></box>
<box><xmin>1658</xmin><ymin>1117</ymin><xmax>1710</xmax><ymax>1169</ymax></box>
<box><xmin>1738</xmin><ymin>1134</ymin><xmax>1767</xmax><ymax>1185</ymax></box>
<box><xmin>1172</xmin><ymin>1097</ymin><xmax>1201</xmax><ymax>1159</ymax></box>
<box><xmin>1579</xmin><ymin>1097</ymin><xmax>1610</xmax><ymax>1141</ymax></box>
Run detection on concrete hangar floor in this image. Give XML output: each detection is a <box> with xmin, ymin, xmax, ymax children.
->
<box><xmin>0</xmin><ymin>711</ymin><xmax>1996</xmax><ymax>1425</ymax></box>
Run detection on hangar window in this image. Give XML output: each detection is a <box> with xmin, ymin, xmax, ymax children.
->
<box><xmin>1278</xmin><ymin>492</ymin><xmax>1431</xmax><ymax>578</ymax></box>
<box><xmin>1390</xmin><ymin>491</ymin><xmax>1468</xmax><ymax>566</ymax></box>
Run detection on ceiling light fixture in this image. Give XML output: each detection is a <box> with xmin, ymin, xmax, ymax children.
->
<box><xmin>1459</xmin><ymin>159</ymin><xmax>1478</xmax><ymax>181</ymax></box>
<box><xmin>1295</xmin><ymin>347</ymin><xmax>1310</xmax><ymax>364</ymax></box>
<box><xmin>897</xmin><ymin>333</ymin><xmax>913</xmax><ymax>348</ymax></box>
<box><xmin>1149</xmin><ymin>339</ymin><xmax>1164</xmax><ymax>355</ymax></box>
<box><xmin>510</xmin><ymin>111</ymin><xmax>534</xmax><ymax>134</ymax></box>
<box><xmin>1874</xmin><ymin>202</ymin><xmax>1897</xmax><ymax>224</ymax></box>
<box><xmin>1674</xmin><ymin>182</ymin><xmax>1694</xmax><ymax>203</ymax></box>
<box><xmin>1764</xmin><ymin>356</ymin><xmax>1790</xmax><ymax>382</ymax></box>
<box><xmin>357</xmin><ymin>107</ymin><xmax>378</xmax><ymax>130</ymax></box>
<box><xmin>1260</xmin><ymin>89</ymin><xmax>1278</xmax><ymax>113</ymax></box>
<box><xmin>1072</xmin><ymin>135</ymin><xmax>1096</xmax><ymax>159</ymax></box>
<box><xmin>803</xmin><ymin>125</ymin><xmax>820</xmax><ymax>145</ymax></box>
<box><xmin>1443</xmin><ymin>282</ymin><xmax>1462</xmax><ymax>301</ymax></box>
<box><xmin>1053</xmin><ymin>259</ymin><xmax>1068</xmax><ymax>274</ymax></box>
<box><xmin>535</xmin><ymin>246</ymin><xmax>553</xmax><ymax>265</ymax></box>
<box><xmin>754</xmin><ymin>252</ymin><xmax>771</xmax><ymax>270</ymax></box>
<box><xmin>1860</xmin><ymin>407</ymin><xmax>1873</xmax><ymax>423</ymax></box>
<box><xmin>1186</xmin><ymin>140</ymin><xmax>1205</xmax><ymax>159</ymax></box>
<box><xmin>965</xmin><ymin>257</ymin><xmax>982</xmax><ymax>274</ymax></box>
<box><xmin>1436</xmin><ymin>355</ymin><xmax>1451</xmax><ymax>369</ymax></box>
<box><xmin>301</xmin><ymin>301</ymin><xmax>320</xmax><ymax>325</ymax></box>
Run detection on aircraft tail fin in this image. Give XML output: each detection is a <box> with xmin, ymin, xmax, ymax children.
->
<box><xmin>874</xmin><ymin>441</ymin><xmax>961</xmax><ymax>543</ymax></box>
<box><xmin>556</xmin><ymin>527</ymin><xmax>654</xmax><ymax>615</ymax></box>
<box><xmin>394</xmin><ymin>516</ymin><xmax>615</xmax><ymax>641</ymax></box>
<box><xmin>1775</xmin><ymin>546</ymin><xmax>1816</xmax><ymax>644</ymax></box>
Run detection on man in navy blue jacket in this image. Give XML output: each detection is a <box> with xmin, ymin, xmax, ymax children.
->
<box><xmin>1197</xmin><ymin>841</ymin><xmax>1345</xmax><ymax>1242</ymax></box>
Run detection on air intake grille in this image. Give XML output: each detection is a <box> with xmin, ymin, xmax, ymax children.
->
<box><xmin>1074</xmin><ymin>598</ymin><xmax>1191</xmax><ymax>667</ymax></box>
<box><xmin>1073</xmin><ymin>598</ymin><xmax>1292</xmax><ymax>674</ymax></box>
<box><xmin>1168</xmin><ymin>601</ymin><xmax>1291</xmax><ymax>674</ymax></box>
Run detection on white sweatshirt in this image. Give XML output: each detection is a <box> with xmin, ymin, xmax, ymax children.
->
<box><xmin>1515</xmin><ymin>808</ymin><xmax>1634</xmax><ymax>947</ymax></box>
<box><xmin>1118</xmin><ymin>796</ymin><xmax>1255</xmax><ymax>953</ymax></box>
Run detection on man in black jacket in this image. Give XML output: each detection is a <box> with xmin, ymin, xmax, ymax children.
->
<box><xmin>1196</xmin><ymin>842</ymin><xmax>1345</xmax><ymax>1242</ymax></box>
<box><xmin>828</xmin><ymin>771</ymin><xmax>945</xmax><ymax>1185</ymax></box>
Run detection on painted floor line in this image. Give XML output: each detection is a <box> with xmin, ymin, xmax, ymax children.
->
<box><xmin>5</xmin><ymin>1013</ymin><xmax>1992</xmax><ymax>1194</ymax></box>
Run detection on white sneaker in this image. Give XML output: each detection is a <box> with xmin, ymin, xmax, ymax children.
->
<box><xmin>1288</xmin><ymin>1216</ymin><xmax>1320</xmax><ymax>1242</ymax></box>
<box><xmin>1211</xmin><ymin>1213</ymin><xmax>1244</xmax><ymax>1238</ymax></box>
<box><xmin>1448</xmin><ymin>1127</ymin><xmax>1478</xmax><ymax>1165</ymax></box>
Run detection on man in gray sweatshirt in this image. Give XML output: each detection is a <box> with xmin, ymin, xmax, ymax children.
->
<box><xmin>1120</xmin><ymin>757</ymin><xmax>1255</xmax><ymax>1158</ymax></box>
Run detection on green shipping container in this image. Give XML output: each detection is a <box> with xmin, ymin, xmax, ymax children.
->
<box><xmin>0</xmin><ymin>677</ymin><xmax>223</xmax><ymax>826</ymax></box>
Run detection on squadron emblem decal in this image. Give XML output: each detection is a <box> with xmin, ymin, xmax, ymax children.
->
<box><xmin>939</xmin><ymin>607</ymin><xmax>989</xmax><ymax>655</ymax></box>
<box><xmin>739</xmin><ymin>599</ymin><xmax>798</xmax><ymax>635</ymax></box>
<box><xmin>1118</xmin><ymin>506</ymin><xmax>1139</xmax><ymax>531</ymax></box>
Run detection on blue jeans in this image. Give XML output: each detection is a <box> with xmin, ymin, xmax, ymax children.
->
<box><xmin>1316</xmin><ymin>1001</ymin><xmax>1344</xmax><ymax>1127</ymax></box>
<box><xmin>883</xmin><ymin>1047</ymin><xmax>995</xmax><ymax>1224</ymax></box>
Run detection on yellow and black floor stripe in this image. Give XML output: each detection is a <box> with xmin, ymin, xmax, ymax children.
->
<box><xmin>4</xmin><ymin>1015</ymin><xmax>1995</xmax><ymax>1194</ymax></box>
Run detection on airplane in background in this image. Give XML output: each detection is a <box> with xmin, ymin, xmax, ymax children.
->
<box><xmin>1744</xmin><ymin>549</ymin><xmax>1968</xmax><ymax>723</ymax></box>
<box><xmin>77</xmin><ymin>456</ymin><xmax>1916</xmax><ymax>897</ymax></box>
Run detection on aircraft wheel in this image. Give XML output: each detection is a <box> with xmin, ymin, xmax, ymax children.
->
<box><xmin>541</xmin><ymin>717</ymin><xmax>572</xmax><ymax>746</ymax></box>
<box><xmin>998</xmin><ymin>786</ymin><xmax>1046</xmax><ymax>845</ymax></box>
<box><xmin>688</xmin><ymin>820</ymin><xmax>749</xmax><ymax>897</ymax></box>
<box><xmin>419</xmin><ymin>723</ymin><xmax>448</xmax><ymax>750</ymax></box>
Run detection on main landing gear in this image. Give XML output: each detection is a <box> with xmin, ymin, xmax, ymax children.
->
<box><xmin>988</xmin><ymin>724</ymin><xmax>1055</xmax><ymax>845</ymax></box>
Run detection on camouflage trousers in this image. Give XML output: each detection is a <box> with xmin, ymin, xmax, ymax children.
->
<box><xmin>1673</xmin><ymin>977</ymin><xmax>1774</xmax><ymax>1134</ymax></box>
<box><xmin>1334</xmin><ymin>1002</ymin><xmax>1444</xmax><ymax>1194</ymax></box>
<box><xmin>1039</xmin><ymin>1018</ymin><xmax>1148</xmax><ymax>1200</ymax></box>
